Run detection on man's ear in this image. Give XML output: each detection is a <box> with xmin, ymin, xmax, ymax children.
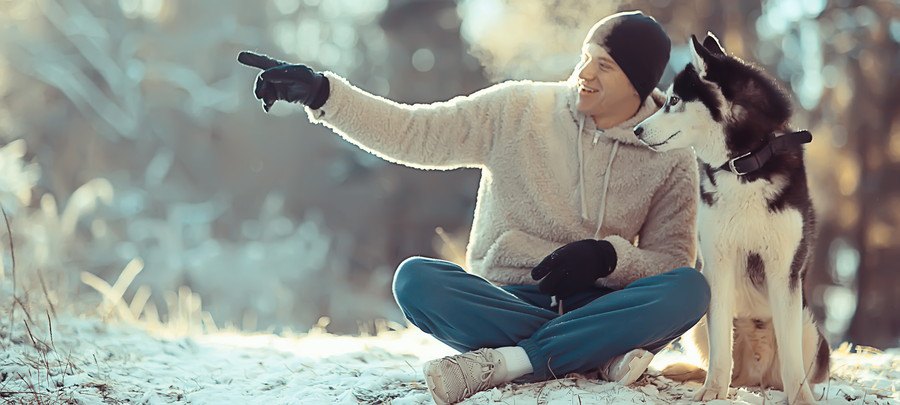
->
<box><xmin>703</xmin><ymin>31</ymin><xmax>726</xmax><ymax>56</ymax></box>
<box><xmin>690</xmin><ymin>34</ymin><xmax>714</xmax><ymax>75</ymax></box>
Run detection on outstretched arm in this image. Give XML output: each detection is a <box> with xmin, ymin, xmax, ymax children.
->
<box><xmin>239</xmin><ymin>51</ymin><xmax>520</xmax><ymax>170</ymax></box>
<box><xmin>305</xmin><ymin>72</ymin><xmax>514</xmax><ymax>170</ymax></box>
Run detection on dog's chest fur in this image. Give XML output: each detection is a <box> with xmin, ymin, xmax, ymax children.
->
<box><xmin>697</xmin><ymin>168</ymin><xmax>803</xmax><ymax>319</ymax></box>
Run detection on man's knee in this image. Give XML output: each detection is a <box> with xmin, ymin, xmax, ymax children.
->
<box><xmin>661</xmin><ymin>267</ymin><xmax>710</xmax><ymax>320</ymax></box>
<box><xmin>392</xmin><ymin>256</ymin><xmax>443</xmax><ymax>305</ymax></box>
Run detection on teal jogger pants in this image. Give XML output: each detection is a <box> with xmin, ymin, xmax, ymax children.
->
<box><xmin>392</xmin><ymin>256</ymin><xmax>710</xmax><ymax>381</ymax></box>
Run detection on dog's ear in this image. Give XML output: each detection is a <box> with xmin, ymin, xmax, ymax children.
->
<box><xmin>703</xmin><ymin>32</ymin><xmax>726</xmax><ymax>56</ymax></box>
<box><xmin>690</xmin><ymin>34</ymin><xmax>715</xmax><ymax>75</ymax></box>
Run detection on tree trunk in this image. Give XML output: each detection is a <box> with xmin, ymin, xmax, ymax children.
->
<box><xmin>845</xmin><ymin>5</ymin><xmax>900</xmax><ymax>347</ymax></box>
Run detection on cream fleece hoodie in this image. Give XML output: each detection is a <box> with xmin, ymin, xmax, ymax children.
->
<box><xmin>306</xmin><ymin>72</ymin><xmax>699</xmax><ymax>289</ymax></box>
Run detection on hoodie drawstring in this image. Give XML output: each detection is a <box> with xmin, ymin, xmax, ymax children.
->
<box><xmin>594</xmin><ymin>140</ymin><xmax>619</xmax><ymax>239</ymax></box>
<box><xmin>576</xmin><ymin>115</ymin><xmax>619</xmax><ymax>239</ymax></box>
<box><xmin>577</xmin><ymin>116</ymin><xmax>587</xmax><ymax>218</ymax></box>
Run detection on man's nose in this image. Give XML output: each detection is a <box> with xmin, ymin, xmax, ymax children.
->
<box><xmin>633</xmin><ymin>126</ymin><xmax>644</xmax><ymax>137</ymax></box>
<box><xmin>577</xmin><ymin>63</ymin><xmax>596</xmax><ymax>81</ymax></box>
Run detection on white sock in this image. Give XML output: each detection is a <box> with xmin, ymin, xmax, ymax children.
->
<box><xmin>496</xmin><ymin>346</ymin><xmax>533</xmax><ymax>382</ymax></box>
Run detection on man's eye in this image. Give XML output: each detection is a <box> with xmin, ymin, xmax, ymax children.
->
<box><xmin>669</xmin><ymin>96</ymin><xmax>681</xmax><ymax>106</ymax></box>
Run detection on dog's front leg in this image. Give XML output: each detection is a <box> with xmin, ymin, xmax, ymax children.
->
<box><xmin>767</xmin><ymin>265</ymin><xmax>817</xmax><ymax>404</ymax></box>
<box><xmin>693</xmin><ymin>252</ymin><xmax>735</xmax><ymax>401</ymax></box>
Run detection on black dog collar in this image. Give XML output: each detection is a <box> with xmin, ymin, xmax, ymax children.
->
<box><xmin>718</xmin><ymin>130</ymin><xmax>813</xmax><ymax>176</ymax></box>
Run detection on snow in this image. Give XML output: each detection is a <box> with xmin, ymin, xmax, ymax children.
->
<box><xmin>1</xmin><ymin>315</ymin><xmax>897</xmax><ymax>404</ymax></box>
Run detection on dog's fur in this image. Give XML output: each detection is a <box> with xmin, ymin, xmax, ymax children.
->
<box><xmin>634</xmin><ymin>33</ymin><xmax>830</xmax><ymax>404</ymax></box>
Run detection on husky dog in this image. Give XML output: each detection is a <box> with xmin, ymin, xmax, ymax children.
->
<box><xmin>633</xmin><ymin>33</ymin><xmax>830</xmax><ymax>404</ymax></box>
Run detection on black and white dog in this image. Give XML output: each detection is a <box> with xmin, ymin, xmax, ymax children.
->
<box><xmin>633</xmin><ymin>33</ymin><xmax>829</xmax><ymax>404</ymax></box>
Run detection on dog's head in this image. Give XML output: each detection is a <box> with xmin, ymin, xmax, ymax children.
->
<box><xmin>633</xmin><ymin>32</ymin><xmax>792</xmax><ymax>166</ymax></box>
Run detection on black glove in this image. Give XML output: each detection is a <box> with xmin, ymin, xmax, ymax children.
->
<box><xmin>531</xmin><ymin>239</ymin><xmax>617</xmax><ymax>298</ymax></box>
<box><xmin>237</xmin><ymin>51</ymin><xmax>330</xmax><ymax>112</ymax></box>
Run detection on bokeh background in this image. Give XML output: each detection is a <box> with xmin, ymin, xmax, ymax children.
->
<box><xmin>0</xmin><ymin>0</ymin><xmax>897</xmax><ymax>349</ymax></box>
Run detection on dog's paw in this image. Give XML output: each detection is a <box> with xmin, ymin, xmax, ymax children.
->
<box><xmin>692</xmin><ymin>384</ymin><xmax>729</xmax><ymax>401</ymax></box>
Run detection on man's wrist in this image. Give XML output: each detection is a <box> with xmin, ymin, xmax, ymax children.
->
<box><xmin>306</xmin><ymin>74</ymin><xmax>330</xmax><ymax>109</ymax></box>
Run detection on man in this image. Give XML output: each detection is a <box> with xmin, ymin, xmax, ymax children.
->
<box><xmin>240</xmin><ymin>11</ymin><xmax>709</xmax><ymax>405</ymax></box>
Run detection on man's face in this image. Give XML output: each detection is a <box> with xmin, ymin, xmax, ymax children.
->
<box><xmin>575</xmin><ymin>44</ymin><xmax>639</xmax><ymax>117</ymax></box>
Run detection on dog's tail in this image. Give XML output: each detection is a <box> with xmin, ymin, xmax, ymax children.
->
<box><xmin>661</xmin><ymin>362</ymin><xmax>706</xmax><ymax>382</ymax></box>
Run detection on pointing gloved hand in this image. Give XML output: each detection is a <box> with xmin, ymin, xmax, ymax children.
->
<box><xmin>237</xmin><ymin>51</ymin><xmax>330</xmax><ymax>112</ymax></box>
<box><xmin>531</xmin><ymin>239</ymin><xmax>618</xmax><ymax>298</ymax></box>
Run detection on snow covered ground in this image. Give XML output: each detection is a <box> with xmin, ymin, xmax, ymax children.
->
<box><xmin>1</xmin><ymin>315</ymin><xmax>897</xmax><ymax>404</ymax></box>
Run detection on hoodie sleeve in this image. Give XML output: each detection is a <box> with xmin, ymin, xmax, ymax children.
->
<box><xmin>304</xmin><ymin>72</ymin><xmax>520</xmax><ymax>170</ymax></box>
<box><xmin>597</xmin><ymin>151</ymin><xmax>700</xmax><ymax>289</ymax></box>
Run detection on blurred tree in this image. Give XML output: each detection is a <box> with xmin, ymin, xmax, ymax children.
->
<box><xmin>837</xmin><ymin>0</ymin><xmax>900</xmax><ymax>348</ymax></box>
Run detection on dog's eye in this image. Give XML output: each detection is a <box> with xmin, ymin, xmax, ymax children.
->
<box><xmin>669</xmin><ymin>96</ymin><xmax>680</xmax><ymax>106</ymax></box>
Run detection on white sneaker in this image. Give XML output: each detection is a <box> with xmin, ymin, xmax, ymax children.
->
<box><xmin>599</xmin><ymin>349</ymin><xmax>653</xmax><ymax>385</ymax></box>
<box><xmin>423</xmin><ymin>348</ymin><xmax>508</xmax><ymax>405</ymax></box>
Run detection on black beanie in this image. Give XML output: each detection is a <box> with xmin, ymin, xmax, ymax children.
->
<box><xmin>584</xmin><ymin>11</ymin><xmax>671</xmax><ymax>101</ymax></box>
